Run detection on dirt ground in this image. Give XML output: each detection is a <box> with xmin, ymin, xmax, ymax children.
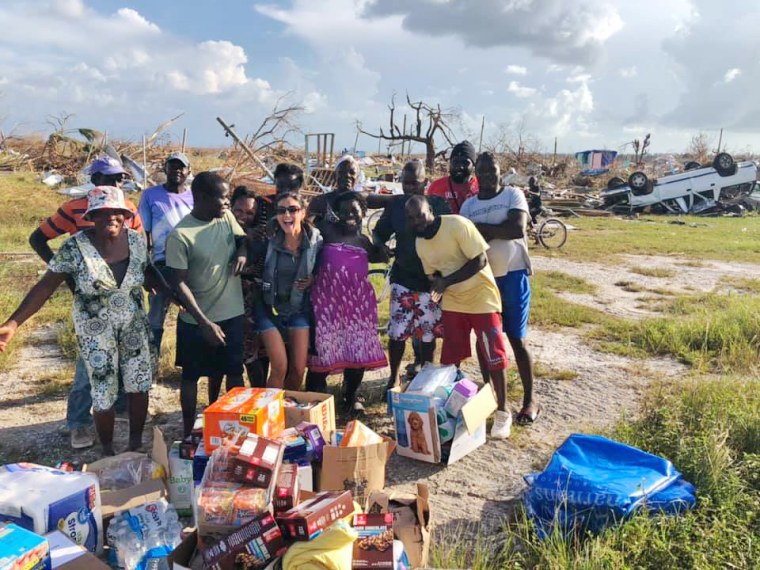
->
<box><xmin>0</xmin><ymin>253</ymin><xmax>753</xmax><ymax>536</ymax></box>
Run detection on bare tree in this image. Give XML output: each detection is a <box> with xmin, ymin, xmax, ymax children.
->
<box><xmin>485</xmin><ymin>116</ymin><xmax>543</xmax><ymax>167</ymax></box>
<box><xmin>356</xmin><ymin>93</ymin><xmax>458</xmax><ymax>169</ymax></box>
<box><xmin>245</xmin><ymin>93</ymin><xmax>304</xmax><ymax>153</ymax></box>
<box><xmin>687</xmin><ymin>132</ymin><xmax>710</xmax><ymax>164</ymax></box>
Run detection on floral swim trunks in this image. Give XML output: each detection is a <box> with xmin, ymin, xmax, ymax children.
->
<box><xmin>388</xmin><ymin>283</ymin><xmax>444</xmax><ymax>343</ymax></box>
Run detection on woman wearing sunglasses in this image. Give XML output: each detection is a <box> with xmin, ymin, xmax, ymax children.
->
<box><xmin>257</xmin><ymin>192</ymin><xmax>322</xmax><ymax>389</ymax></box>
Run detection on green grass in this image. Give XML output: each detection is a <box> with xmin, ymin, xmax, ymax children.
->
<box><xmin>595</xmin><ymin>291</ymin><xmax>760</xmax><ymax>374</ymax></box>
<box><xmin>535</xmin><ymin>362</ymin><xmax>580</xmax><ymax>381</ymax></box>
<box><xmin>544</xmin><ymin>214</ymin><xmax>760</xmax><ymax>264</ymax></box>
<box><xmin>721</xmin><ymin>276</ymin><xmax>760</xmax><ymax>294</ymax></box>
<box><xmin>535</xmin><ymin>270</ymin><xmax>597</xmax><ymax>295</ymax></box>
<box><xmin>629</xmin><ymin>266</ymin><xmax>676</xmax><ymax>278</ymax></box>
<box><xmin>430</xmin><ymin>377</ymin><xmax>760</xmax><ymax>569</ymax></box>
<box><xmin>531</xmin><ymin>273</ymin><xmax>616</xmax><ymax>329</ymax></box>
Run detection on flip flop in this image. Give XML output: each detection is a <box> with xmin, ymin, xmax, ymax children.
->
<box><xmin>516</xmin><ymin>406</ymin><xmax>542</xmax><ymax>426</ymax></box>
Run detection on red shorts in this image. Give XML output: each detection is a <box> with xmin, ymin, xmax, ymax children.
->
<box><xmin>440</xmin><ymin>311</ymin><xmax>509</xmax><ymax>372</ymax></box>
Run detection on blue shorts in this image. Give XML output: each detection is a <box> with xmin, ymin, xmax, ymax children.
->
<box><xmin>253</xmin><ymin>302</ymin><xmax>310</xmax><ymax>335</ymax></box>
<box><xmin>495</xmin><ymin>270</ymin><xmax>531</xmax><ymax>340</ymax></box>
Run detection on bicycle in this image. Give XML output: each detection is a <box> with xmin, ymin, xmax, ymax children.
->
<box><xmin>529</xmin><ymin>215</ymin><xmax>568</xmax><ymax>249</ymax></box>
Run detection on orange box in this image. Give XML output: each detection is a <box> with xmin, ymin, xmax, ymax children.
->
<box><xmin>204</xmin><ymin>388</ymin><xmax>285</xmax><ymax>451</ymax></box>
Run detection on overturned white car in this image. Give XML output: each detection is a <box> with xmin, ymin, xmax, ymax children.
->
<box><xmin>601</xmin><ymin>153</ymin><xmax>757</xmax><ymax>214</ymax></box>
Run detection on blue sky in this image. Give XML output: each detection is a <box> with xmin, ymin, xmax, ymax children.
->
<box><xmin>2</xmin><ymin>0</ymin><xmax>759</xmax><ymax>156</ymax></box>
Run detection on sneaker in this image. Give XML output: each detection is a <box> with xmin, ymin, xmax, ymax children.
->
<box><xmin>70</xmin><ymin>427</ymin><xmax>94</xmax><ymax>449</ymax></box>
<box><xmin>491</xmin><ymin>410</ymin><xmax>512</xmax><ymax>440</ymax></box>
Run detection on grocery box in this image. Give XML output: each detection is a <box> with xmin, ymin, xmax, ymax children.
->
<box><xmin>316</xmin><ymin>438</ymin><xmax>395</xmax><ymax>503</ymax></box>
<box><xmin>276</xmin><ymin>491</ymin><xmax>354</xmax><ymax>541</ymax></box>
<box><xmin>231</xmin><ymin>434</ymin><xmax>284</xmax><ymax>488</ymax></box>
<box><xmin>0</xmin><ymin>523</ymin><xmax>50</xmax><ymax>570</ymax></box>
<box><xmin>367</xmin><ymin>483</ymin><xmax>431</xmax><ymax>569</ymax></box>
<box><xmin>45</xmin><ymin>531</ymin><xmax>109</xmax><ymax>569</ymax></box>
<box><xmin>204</xmin><ymin>388</ymin><xmax>285</xmax><ymax>452</ymax></box>
<box><xmin>272</xmin><ymin>464</ymin><xmax>300</xmax><ymax>515</ymax></box>
<box><xmin>283</xmin><ymin>391</ymin><xmax>336</xmax><ymax>440</ymax></box>
<box><xmin>0</xmin><ymin>464</ymin><xmax>103</xmax><ymax>554</ymax></box>
<box><xmin>352</xmin><ymin>513</ymin><xmax>395</xmax><ymax>569</ymax></box>
<box><xmin>389</xmin><ymin>376</ymin><xmax>496</xmax><ymax>465</ymax></box>
<box><xmin>201</xmin><ymin>512</ymin><xmax>287</xmax><ymax>570</ymax></box>
<box><xmin>84</xmin><ymin>432</ymin><xmax>169</xmax><ymax>532</ymax></box>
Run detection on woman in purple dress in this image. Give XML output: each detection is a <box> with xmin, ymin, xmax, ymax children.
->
<box><xmin>307</xmin><ymin>192</ymin><xmax>388</xmax><ymax>413</ymax></box>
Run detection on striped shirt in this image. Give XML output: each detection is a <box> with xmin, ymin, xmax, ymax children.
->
<box><xmin>38</xmin><ymin>197</ymin><xmax>143</xmax><ymax>239</ymax></box>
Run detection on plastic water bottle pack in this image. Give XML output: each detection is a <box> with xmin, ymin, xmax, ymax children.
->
<box><xmin>106</xmin><ymin>499</ymin><xmax>182</xmax><ymax>570</ymax></box>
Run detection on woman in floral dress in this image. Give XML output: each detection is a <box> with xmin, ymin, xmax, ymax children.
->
<box><xmin>0</xmin><ymin>186</ymin><xmax>161</xmax><ymax>456</ymax></box>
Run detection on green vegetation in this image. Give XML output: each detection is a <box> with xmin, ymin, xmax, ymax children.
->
<box><xmin>535</xmin><ymin>270</ymin><xmax>597</xmax><ymax>295</ymax></box>
<box><xmin>629</xmin><ymin>265</ymin><xmax>676</xmax><ymax>278</ymax></box>
<box><xmin>531</xmin><ymin>273</ymin><xmax>615</xmax><ymax>329</ymax></box>
<box><xmin>431</xmin><ymin>377</ymin><xmax>760</xmax><ymax>569</ymax></box>
<box><xmin>542</xmin><ymin>215</ymin><xmax>760</xmax><ymax>264</ymax></box>
<box><xmin>535</xmin><ymin>362</ymin><xmax>579</xmax><ymax>381</ymax></box>
<box><xmin>721</xmin><ymin>276</ymin><xmax>760</xmax><ymax>294</ymax></box>
<box><xmin>597</xmin><ymin>292</ymin><xmax>760</xmax><ymax>374</ymax></box>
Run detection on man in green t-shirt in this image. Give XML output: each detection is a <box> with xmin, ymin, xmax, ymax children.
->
<box><xmin>166</xmin><ymin>172</ymin><xmax>248</xmax><ymax>436</ymax></box>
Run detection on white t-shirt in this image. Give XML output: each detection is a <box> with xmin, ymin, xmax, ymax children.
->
<box><xmin>460</xmin><ymin>187</ymin><xmax>532</xmax><ymax>277</ymax></box>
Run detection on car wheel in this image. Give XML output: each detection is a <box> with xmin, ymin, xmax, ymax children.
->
<box><xmin>713</xmin><ymin>153</ymin><xmax>735</xmax><ymax>176</ymax></box>
<box><xmin>683</xmin><ymin>161</ymin><xmax>701</xmax><ymax>171</ymax></box>
<box><xmin>607</xmin><ymin>176</ymin><xmax>625</xmax><ymax>189</ymax></box>
<box><xmin>628</xmin><ymin>171</ymin><xmax>649</xmax><ymax>195</ymax></box>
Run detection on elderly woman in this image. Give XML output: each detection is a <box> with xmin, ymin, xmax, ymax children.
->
<box><xmin>0</xmin><ymin>186</ymin><xmax>160</xmax><ymax>456</ymax></box>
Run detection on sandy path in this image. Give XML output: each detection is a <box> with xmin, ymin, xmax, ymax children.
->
<box><xmin>0</xmin><ymin>254</ymin><xmax>756</xmax><ymax>533</ymax></box>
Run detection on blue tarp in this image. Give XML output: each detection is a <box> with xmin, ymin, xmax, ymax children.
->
<box><xmin>523</xmin><ymin>434</ymin><xmax>696</xmax><ymax>538</ymax></box>
<box><xmin>575</xmin><ymin>149</ymin><xmax>618</xmax><ymax>176</ymax></box>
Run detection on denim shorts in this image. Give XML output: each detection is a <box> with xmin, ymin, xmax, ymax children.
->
<box><xmin>253</xmin><ymin>302</ymin><xmax>310</xmax><ymax>335</ymax></box>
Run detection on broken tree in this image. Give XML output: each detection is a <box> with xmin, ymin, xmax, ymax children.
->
<box><xmin>356</xmin><ymin>93</ymin><xmax>458</xmax><ymax>170</ymax></box>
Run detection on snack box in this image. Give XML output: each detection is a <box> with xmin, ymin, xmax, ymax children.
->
<box><xmin>277</xmin><ymin>428</ymin><xmax>310</xmax><ymax>463</ymax></box>
<box><xmin>180</xmin><ymin>415</ymin><xmax>204</xmax><ymax>460</ymax></box>
<box><xmin>295</xmin><ymin>422</ymin><xmax>326</xmax><ymax>462</ymax></box>
<box><xmin>231</xmin><ymin>435</ymin><xmax>284</xmax><ymax>488</ymax></box>
<box><xmin>352</xmin><ymin>513</ymin><xmax>395</xmax><ymax>569</ymax></box>
<box><xmin>272</xmin><ymin>464</ymin><xmax>300</xmax><ymax>515</ymax></box>
<box><xmin>201</xmin><ymin>512</ymin><xmax>287</xmax><ymax>570</ymax></box>
<box><xmin>275</xmin><ymin>491</ymin><xmax>354</xmax><ymax>541</ymax></box>
<box><xmin>0</xmin><ymin>523</ymin><xmax>50</xmax><ymax>570</ymax></box>
<box><xmin>204</xmin><ymin>388</ymin><xmax>285</xmax><ymax>452</ymax></box>
<box><xmin>283</xmin><ymin>391</ymin><xmax>336</xmax><ymax>441</ymax></box>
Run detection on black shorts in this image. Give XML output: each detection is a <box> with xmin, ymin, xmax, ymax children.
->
<box><xmin>175</xmin><ymin>315</ymin><xmax>244</xmax><ymax>379</ymax></box>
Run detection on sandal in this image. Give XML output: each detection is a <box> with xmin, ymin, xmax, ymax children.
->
<box><xmin>516</xmin><ymin>406</ymin><xmax>542</xmax><ymax>426</ymax></box>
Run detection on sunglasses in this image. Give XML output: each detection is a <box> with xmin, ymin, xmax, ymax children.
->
<box><xmin>276</xmin><ymin>206</ymin><xmax>302</xmax><ymax>215</ymax></box>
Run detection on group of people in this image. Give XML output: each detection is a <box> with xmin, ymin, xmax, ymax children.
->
<box><xmin>0</xmin><ymin>139</ymin><xmax>540</xmax><ymax>457</ymax></box>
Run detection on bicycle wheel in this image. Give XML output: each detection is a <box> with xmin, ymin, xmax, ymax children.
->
<box><xmin>537</xmin><ymin>218</ymin><xmax>568</xmax><ymax>249</ymax></box>
<box><xmin>367</xmin><ymin>267</ymin><xmax>391</xmax><ymax>333</ymax></box>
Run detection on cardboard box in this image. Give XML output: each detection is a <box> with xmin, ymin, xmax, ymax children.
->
<box><xmin>388</xmin><ymin>382</ymin><xmax>496</xmax><ymax>465</ymax></box>
<box><xmin>204</xmin><ymin>388</ymin><xmax>285</xmax><ymax>452</ymax></box>
<box><xmin>316</xmin><ymin>438</ymin><xmax>395</xmax><ymax>503</ymax></box>
<box><xmin>0</xmin><ymin>523</ymin><xmax>50</xmax><ymax>570</ymax></box>
<box><xmin>201</xmin><ymin>512</ymin><xmax>287</xmax><ymax>570</ymax></box>
<box><xmin>167</xmin><ymin>442</ymin><xmax>194</xmax><ymax>517</ymax></box>
<box><xmin>297</xmin><ymin>462</ymin><xmax>313</xmax><ymax>493</ymax></box>
<box><xmin>273</xmin><ymin>464</ymin><xmax>300</xmax><ymax>515</ymax></box>
<box><xmin>231</xmin><ymin>435</ymin><xmax>284</xmax><ymax>488</ymax></box>
<box><xmin>366</xmin><ymin>483</ymin><xmax>431</xmax><ymax>569</ymax></box>
<box><xmin>45</xmin><ymin>531</ymin><xmax>109</xmax><ymax>570</ymax></box>
<box><xmin>168</xmin><ymin>530</ymin><xmax>197</xmax><ymax>570</ymax></box>
<box><xmin>276</xmin><ymin>491</ymin><xmax>354</xmax><ymax>541</ymax></box>
<box><xmin>352</xmin><ymin>513</ymin><xmax>395</xmax><ymax>569</ymax></box>
<box><xmin>83</xmin><ymin>443</ymin><xmax>168</xmax><ymax>531</ymax></box>
<box><xmin>283</xmin><ymin>390</ymin><xmax>336</xmax><ymax>440</ymax></box>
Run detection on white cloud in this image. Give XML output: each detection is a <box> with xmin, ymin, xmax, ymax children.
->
<box><xmin>723</xmin><ymin>68</ymin><xmax>741</xmax><ymax>83</ymax></box>
<box><xmin>619</xmin><ymin>66</ymin><xmax>637</xmax><ymax>78</ymax></box>
<box><xmin>0</xmin><ymin>0</ymin><xmax>277</xmax><ymax>138</ymax></box>
<box><xmin>505</xmin><ymin>65</ymin><xmax>527</xmax><ymax>75</ymax></box>
<box><xmin>507</xmin><ymin>81</ymin><xmax>537</xmax><ymax>98</ymax></box>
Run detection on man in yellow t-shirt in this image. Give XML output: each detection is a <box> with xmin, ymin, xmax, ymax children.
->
<box><xmin>406</xmin><ymin>195</ymin><xmax>512</xmax><ymax>439</ymax></box>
